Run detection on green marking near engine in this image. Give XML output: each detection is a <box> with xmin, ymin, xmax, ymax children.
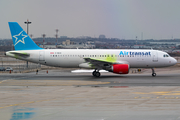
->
<box><xmin>105</xmin><ymin>54</ymin><xmax>117</xmax><ymax>63</ymax></box>
<box><xmin>87</xmin><ymin>54</ymin><xmax>117</xmax><ymax>63</ymax></box>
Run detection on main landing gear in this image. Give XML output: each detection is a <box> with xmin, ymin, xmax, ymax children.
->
<box><xmin>151</xmin><ymin>68</ymin><xmax>156</xmax><ymax>77</ymax></box>
<box><xmin>92</xmin><ymin>69</ymin><xmax>101</xmax><ymax>77</ymax></box>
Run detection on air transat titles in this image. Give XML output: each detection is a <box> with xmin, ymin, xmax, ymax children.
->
<box><xmin>119</xmin><ymin>51</ymin><xmax>151</xmax><ymax>56</ymax></box>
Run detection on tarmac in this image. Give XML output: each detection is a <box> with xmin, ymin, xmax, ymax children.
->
<box><xmin>0</xmin><ymin>66</ymin><xmax>180</xmax><ymax>120</ymax></box>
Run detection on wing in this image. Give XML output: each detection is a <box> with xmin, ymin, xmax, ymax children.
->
<box><xmin>83</xmin><ymin>58</ymin><xmax>129</xmax><ymax>69</ymax></box>
<box><xmin>84</xmin><ymin>58</ymin><xmax>114</xmax><ymax>65</ymax></box>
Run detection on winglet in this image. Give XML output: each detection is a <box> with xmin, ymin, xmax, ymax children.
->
<box><xmin>8</xmin><ymin>22</ymin><xmax>43</xmax><ymax>50</ymax></box>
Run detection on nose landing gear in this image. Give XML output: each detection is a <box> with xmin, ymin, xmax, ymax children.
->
<box><xmin>151</xmin><ymin>68</ymin><xmax>156</xmax><ymax>77</ymax></box>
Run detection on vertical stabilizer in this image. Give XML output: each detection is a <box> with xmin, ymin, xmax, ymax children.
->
<box><xmin>8</xmin><ymin>22</ymin><xmax>43</xmax><ymax>50</ymax></box>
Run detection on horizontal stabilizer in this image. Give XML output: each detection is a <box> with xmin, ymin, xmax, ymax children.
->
<box><xmin>7</xmin><ymin>51</ymin><xmax>30</xmax><ymax>58</ymax></box>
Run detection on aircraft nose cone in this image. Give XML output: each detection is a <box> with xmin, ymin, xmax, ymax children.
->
<box><xmin>171</xmin><ymin>57</ymin><xmax>177</xmax><ymax>65</ymax></box>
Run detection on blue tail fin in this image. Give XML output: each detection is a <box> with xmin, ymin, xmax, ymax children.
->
<box><xmin>8</xmin><ymin>22</ymin><xmax>43</xmax><ymax>50</ymax></box>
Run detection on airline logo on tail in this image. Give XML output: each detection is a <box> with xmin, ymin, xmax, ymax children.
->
<box><xmin>8</xmin><ymin>22</ymin><xmax>43</xmax><ymax>50</ymax></box>
<box><xmin>13</xmin><ymin>31</ymin><xmax>27</xmax><ymax>46</ymax></box>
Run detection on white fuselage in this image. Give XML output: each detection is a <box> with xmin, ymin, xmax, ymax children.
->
<box><xmin>6</xmin><ymin>49</ymin><xmax>177</xmax><ymax>69</ymax></box>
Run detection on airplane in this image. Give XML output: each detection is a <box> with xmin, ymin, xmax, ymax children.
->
<box><xmin>5</xmin><ymin>22</ymin><xmax>177</xmax><ymax>77</ymax></box>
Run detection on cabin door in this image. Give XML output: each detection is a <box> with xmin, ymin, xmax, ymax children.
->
<box><xmin>152</xmin><ymin>51</ymin><xmax>158</xmax><ymax>62</ymax></box>
<box><xmin>39</xmin><ymin>51</ymin><xmax>45</xmax><ymax>61</ymax></box>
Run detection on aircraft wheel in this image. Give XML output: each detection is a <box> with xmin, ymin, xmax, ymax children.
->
<box><xmin>95</xmin><ymin>72</ymin><xmax>101</xmax><ymax>77</ymax></box>
<box><xmin>152</xmin><ymin>73</ymin><xmax>156</xmax><ymax>77</ymax></box>
<box><xmin>92</xmin><ymin>71</ymin><xmax>96</xmax><ymax>76</ymax></box>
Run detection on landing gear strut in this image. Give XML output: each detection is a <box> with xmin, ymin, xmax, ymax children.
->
<box><xmin>151</xmin><ymin>68</ymin><xmax>156</xmax><ymax>77</ymax></box>
<box><xmin>92</xmin><ymin>69</ymin><xmax>101</xmax><ymax>77</ymax></box>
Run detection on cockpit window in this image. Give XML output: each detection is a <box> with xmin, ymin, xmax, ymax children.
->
<box><xmin>163</xmin><ymin>54</ymin><xmax>169</xmax><ymax>57</ymax></box>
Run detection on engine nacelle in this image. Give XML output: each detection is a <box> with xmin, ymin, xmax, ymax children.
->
<box><xmin>110</xmin><ymin>64</ymin><xmax>129</xmax><ymax>74</ymax></box>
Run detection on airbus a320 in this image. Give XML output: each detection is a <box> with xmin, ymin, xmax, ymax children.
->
<box><xmin>6</xmin><ymin>22</ymin><xmax>177</xmax><ymax>77</ymax></box>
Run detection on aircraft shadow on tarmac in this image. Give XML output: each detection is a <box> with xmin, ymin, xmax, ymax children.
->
<box><xmin>2</xmin><ymin>74</ymin><xmax>180</xmax><ymax>86</ymax></box>
<box><xmin>2</xmin><ymin>73</ymin><xmax>179</xmax><ymax>82</ymax></box>
<box><xmin>25</xmin><ymin>74</ymin><xmax>179</xmax><ymax>81</ymax></box>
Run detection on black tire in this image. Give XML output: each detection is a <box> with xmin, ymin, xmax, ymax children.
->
<box><xmin>92</xmin><ymin>71</ymin><xmax>96</xmax><ymax>76</ymax></box>
<box><xmin>95</xmin><ymin>72</ymin><xmax>101</xmax><ymax>77</ymax></box>
<box><xmin>152</xmin><ymin>73</ymin><xmax>156</xmax><ymax>77</ymax></box>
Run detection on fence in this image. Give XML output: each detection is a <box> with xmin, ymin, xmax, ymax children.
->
<box><xmin>0</xmin><ymin>56</ymin><xmax>41</xmax><ymax>72</ymax></box>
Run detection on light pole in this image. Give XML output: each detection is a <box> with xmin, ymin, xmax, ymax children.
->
<box><xmin>55</xmin><ymin>29</ymin><xmax>59</xmax><ymax>48</ymax></box>
<box><xmin>42</xmin><ymin>34</ymin><xmax>46</xmax><ymax>48</ymax></box>
<box><xmin>24</xmin><ymin>19</ymin><xmax>31</xmax><ymax>35</ymax></box>
<box><xmin>24</xmin><ymin>19</ymin><xmax>31</xmax><ymax>68</ymax></box>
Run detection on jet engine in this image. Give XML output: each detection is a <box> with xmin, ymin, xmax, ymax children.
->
<box><xmin>110</xmin><ymin>64</ymin><xmax>129</xmax><ymax>74</ymax></box>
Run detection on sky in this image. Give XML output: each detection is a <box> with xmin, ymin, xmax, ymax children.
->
<box><xmin>1</xmin><ymin>0</ymin><xmax>180</xmax><ymax>39</ymax></box>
